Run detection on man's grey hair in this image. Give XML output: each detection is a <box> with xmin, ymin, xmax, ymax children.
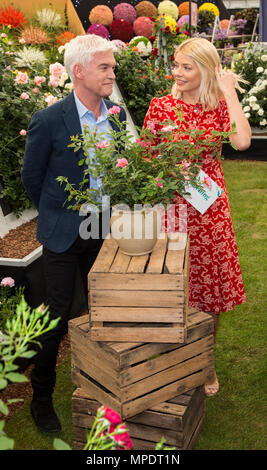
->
<box><xmin>64</xmin><ymin>34</ymin><xmax>114</xmax><ymax>83</ymax></box>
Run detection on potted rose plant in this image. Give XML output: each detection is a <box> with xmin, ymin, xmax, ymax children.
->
<box><xmin>57</xmin><ymin>106</ymin><xmax>233</xmax><ymax>255</ymax></box>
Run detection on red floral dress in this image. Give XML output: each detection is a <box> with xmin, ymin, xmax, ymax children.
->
<box><xmin>143</xmin><ymin>94</ymin><xmax>246</xmax><ymax>314</ymax></box>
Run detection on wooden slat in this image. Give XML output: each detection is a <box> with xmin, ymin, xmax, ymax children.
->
<box><xmin>119</xmin><ymin>335</ymin><xmax>213</xmax><ymax>386</ymax></box>
<box><xmin>109</xmin><ymin>249</ymin><xmax>131</xmax><ymax>273</ymax></box>
<box><xmin>89</xmin><ymin>273</ymin><xmax>184</xmax><ymax>291</ymax></box>
<box><xmin>127</xmin><ymin>253</ymin><xmax>149</xmax><ymax>273</ymax></box>
<box><xmin>90</xmin><ymin>306</ymin><xmax>184</xmax><ymax>323</ymax></box>
<box><xmin>90</xmin><ymin>289</ymin><xmax>184</xmax><ymax>307</ymax></box>
<box><xmin>90</xmin><ymin>237</ymin><xmax>118</xmax><ymax>273</ymax></box>
<box><xmin>146</xmin><ymin>234</ymin><xmax>168</xmax><ymax>273</ymax></box>
<box><xmin>123</xmin><ymin>369</ymin><xmax>209</xmax><ymax>418</ymax></box>
<box><xmin>121</xmin><ymin>351</ymin><xmax>213</xmax><ymax>402</ymax></box>
<box><xmin>165</xmin><ymin>233</ymin><xmax>187</xmax><ymax>274</ymax></box>
<box><xmin>91</xmin><ymin>326</ymin><xmax>185</xmax><ymax>343</ymax></box>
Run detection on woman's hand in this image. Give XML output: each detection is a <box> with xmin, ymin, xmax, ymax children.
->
<box><xmin>215</xmin><ymin>66</ymin><xmax>237</xmax><ymax>96</ymax></box>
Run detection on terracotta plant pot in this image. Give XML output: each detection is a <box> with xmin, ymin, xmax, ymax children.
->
<box><xmin>110</xmin><ymin>205</ymin><xmax>162</xmax><ymax>256</ymax></box>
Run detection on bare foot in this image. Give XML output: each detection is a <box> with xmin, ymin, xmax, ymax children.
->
<box><xmin>205</xmin><ymin>374</ymin><xmax>219</xmax><ymax>397</ymax></box>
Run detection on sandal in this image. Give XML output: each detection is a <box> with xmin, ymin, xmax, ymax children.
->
<box><xmin>205</xmin><ymin>378</ymin><xmax>219</xmax><ymax>397</ymax></box>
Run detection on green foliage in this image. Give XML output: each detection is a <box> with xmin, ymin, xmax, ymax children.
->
<box><xmin>0</xmin><ymin>297</ymin><xmax>59</xmax><ymax>449</ymax></box>
<box><xmin>57</xmin><ymin>110</ymin><xmax>233</xmax><ymax>211</ymax></box>
<box><xmin>115</xmin><ymin>49</ymin><xmax>173</xmax><ymax>127</ymax></box>
<box><xmin>0</xmin><ymin>25</ymin><xmax>72</xmax><ymax>216</ymax></box>
<box><xmin>0</xmin><ymin>278</ymin><xmax>24</xmax><ymax>331</ymax></box>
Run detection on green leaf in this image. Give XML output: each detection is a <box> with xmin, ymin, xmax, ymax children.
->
<box><xmin>0</xmin><ymin>400</ymin><xmax>9</xmax><ymax>416</ymax></box>
<box><xmin>0</xmin><ymin>379</ymin><xmax>8</xmax><ymax>390</ymax></box>
<box><xmin>53</xmin><ymin>438</ymin><xmax>72</xmax><ymax>450</ymax></box>
<box><xmin>6</xmin><ymin>372</ymin><xmax>28</xmax><ymax>383</ymax></box>
<box><xmin>0</xmin><ymin>435</ymin><xmax>15</xmax><ymax>450</ymax></box>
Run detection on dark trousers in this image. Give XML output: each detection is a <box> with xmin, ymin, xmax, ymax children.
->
<box><xmin>31</xmin><ymin>218</ymin><xmax>104</xmax><ymax>400</ymax></box>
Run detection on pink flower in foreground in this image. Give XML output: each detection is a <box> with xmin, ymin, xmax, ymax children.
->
<box><xmin>136</xmin><ymin>139</ymin><xmax>147</xmax><ymax>148</ymax></box>
<box><xmin>161</xmin><ymin>124</ymin><xmax>174</xmax><ymax>132</ymax></box>
<box><xmin>116</xmin><ymin>158</ymin><xmax>128</xmax><ymax>168</ymax></box>
<box><xmin>181</xmin><ymin>159</ymin><xmax>190</xmax><ymax>168</ymax></box>
<box><xmin>156</xmin><ymin>176</ymin><xmax>163</xmax><ymax>188</ymax></box>
<box><xmin>110</xmin><ymin>424</ymin><xmax>133</xmax><ymax>450</ymax></box>
<box><xmin>108</xmin><ymin>105</ymin><xmax>121</xmax><ymax>115</ymax></box>
<box><xmin>95</xmin><ymin>140</ymin><xmax>110</xmax><ymax>149</ymax></box>
<box><xmin>99</xmin><ymin>406</ymin><xmax>122</xmax><ymax>426</ymax></box>
<box><xmin>1</xmin><ymin>277</ymin><xmax>15</xmax><ymax>287</ymax></box>
<box><xmin>204</xmin><ymin>176</ymin><xmax>211</xmax><ymax>188</ymax></box>
<box><xmin>49</xmin><ymin>62</ymin><xmax>65</xmax><ymax>78</ymax></box>
<box><xmin>19</xmin><ymin>129</ymin><xmax>27</xmax><ymax>136</ymax></box>
<box><xmin>148</xmin><ymin>121</ymin><xmax>157</xmax><ymax>135</ymax></box>
<box><xmin>34</xmin><ymin>76</ymin><xmax>46</xmax><ymax>86</ymax></box>
<box><xmin>20</xmin><ymin>92</ymin><xmax>29</xmax><ymax>100</ymax></box>
<box><xmin>15</xmin><ymin>71</ymin><xmax>28</xmax><ymax>84</ymax></box>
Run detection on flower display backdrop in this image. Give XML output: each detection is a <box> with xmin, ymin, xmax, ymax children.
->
<box><xmin>0</xmin><ymin>3</ymin><xmax>265</xmax><ymax>218</ymax></box>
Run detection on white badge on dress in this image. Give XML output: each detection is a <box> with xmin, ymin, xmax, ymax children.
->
<box><xmin>182</xmin><ymin>169</ymin><xmax>224</xmax><ymax>215</ymax></box>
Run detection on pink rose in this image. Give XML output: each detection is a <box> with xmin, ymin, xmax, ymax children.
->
<box><xmin>156</xmin><ymin>176</ymin><xmax>163</xmax><ymax>188</ymax></box>
<box><xmin>108</xmin><ymin>105</ymin><xmax>121</xmax><ymax>115</ymax></box>
<box><xmin>15</xmin><ymin>71</ymin><xmax>28</xmax><ymax>84</ymax></box>
<box><xmin>181</xmin><ymin>159</ymin><xmax>190</xmax><ymax>168</ymax></box>
<box><xmin>45</xmin><ymin>95</ymin><xmax>58</xmax><ymax>106</ymax></box>
<box><xmin>110</xmin><ymin>424</ymin><xmax>133</xmax><ymax>450</ymax></box>
<box><xmin>20</xmin><ymin>92</ymin><xmax>29</xmax><ymax>100</ymax></box>
<box><xmin>19</xmin><ymin>129</ymin><xmax>27</xmax><ymax>136</ymax></box>
<box><xmin>136</xmin><ymin>139</ymin><xmax>147</xmax><ymax>148</ymax></box>
<box><xmin>32</xmin><ymin>87</ymin><xmax>39</xmax><ymax>94</ymax></box>
<box><xmin>49</xmin><ymin>62</ymin><xmax>65</xmax><ymax>78</ymax></box>
<box><xmin>1</xmin><ymin>277</ymin><xmax>15</xmax><ymax>287</ymax></box>
<box><xmin>48</xmin><ymin>75</ymin><xmax>60</xmax><ymax>88</ymax></box>
<box><xmin>95</xmin><ymin>140</ymin><xmax>110</xmax><ymax>149</ymax></box>
<box><xmin>99</xmin><ymin>406</ymin><xmax>122</xmax><ymax>426</ymax></box>
<box><xmin>148</xmin><ymin>121</ymin><xmax>157</xmax><ymax>135</ymax></box>
<box><xmin>116</xmin><ymin>158</ymin><xmax>128</xmax><ymax>168</ymax></box>
<box><xmin>34</xmin><ymin>76</ymin><xmax>46</xmax><ymax>86</ymax></box>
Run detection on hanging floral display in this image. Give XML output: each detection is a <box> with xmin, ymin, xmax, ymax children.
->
<box><xmin>158</xmin><ymin>1</ymin><xmax>179</xmax><ymax>20</ymax></box>
<box><xmin>0</xmin><ymin>6</ymin><xmax>27</xmax><ymax>29</ymax></box>
<box><xmin>87</xmin><ymin>24</ymin><xmax>110</xmax><ymax>40</ymax></box>
<box><xmin>136</xmin><ymin>1</ymin><xmax>157</xmax><ymax>18</ymax></box>
<box><xmin>113</xmin><ymin>3</ymin><xmax>137</xmax><ymax>24</ymax></box>
<box><xmin>89</xmin><ymin>5</ymin><xmax>113</xmax><ymax>27</ymax></box>
<box><xmin>133</xmin><ymin>16</ymin><xmax>154</xmax><ymax>37</ymax></box>
<box><xmin>110</xmin><ymin>18</ymin><xmax>134</xmax><ymax>42</ymax></box>
<box><xmin>198</xmin><ymin>3</ymin><xmax>220</xmax><ymax>17</ymax></box>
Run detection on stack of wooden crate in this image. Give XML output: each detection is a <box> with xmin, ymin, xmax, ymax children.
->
<box><xmin>69</xmin><ymin>234</ymin><xmax>214</xmax><ymax>450</ymax></box>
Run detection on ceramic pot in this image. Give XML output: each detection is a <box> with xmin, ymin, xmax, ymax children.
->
<box><xmin>110</xmin><ymin>205</ymin><xmax>162</xmax><ymax>256</ymax></box>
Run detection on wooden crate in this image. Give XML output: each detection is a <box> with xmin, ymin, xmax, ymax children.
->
<box><xmin>69</xmin><ymin>307</ymin><xmax>214</xmax><ymax>419</ymax></box>
<box><xmin>88</xmin><ymin>233</ymin><xmax>189</xmax><ymax>343</ymax></box>
<box><xmin>72</xmin><ymin>386</ymin><xmax>205</xmax><ymax>450</ymax></box>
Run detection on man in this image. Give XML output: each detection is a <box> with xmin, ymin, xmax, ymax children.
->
<box><xmin>21</xmin><ymin>34</ymin><xmax>126</xmax><ymax>432</ymax></box>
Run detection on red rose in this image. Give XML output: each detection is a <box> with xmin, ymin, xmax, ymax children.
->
<box><xmin>99</xmin><ymin>406</ymin><xmax>122</xmax><ymax>426</ymax></box>
<box><xmin>152</xmin><ymin>48</ymin><xmax>158</xmax><ymax>56</ymax></box>
<box><xmin>149</xmin><ymin>35</ymin><xmax>156</xmax><ymax>42</ymax></box>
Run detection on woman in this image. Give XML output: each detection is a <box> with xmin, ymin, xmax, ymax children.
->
<box><xmin>143</xmin><ymin>37</ymin><xmax>251</xmax><ymax>396</ymax></box>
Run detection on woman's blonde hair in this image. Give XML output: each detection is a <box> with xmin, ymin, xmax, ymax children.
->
<box><xmin>171</xmin><ymin>37</ymin><xmax>245</xmax><ymax>110</ymax></box>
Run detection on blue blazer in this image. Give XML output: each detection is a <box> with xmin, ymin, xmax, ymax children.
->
<box><xmin>21</xmin><ymin>91</ymin><xmax>126</xmax><ymax>253</ymax></box>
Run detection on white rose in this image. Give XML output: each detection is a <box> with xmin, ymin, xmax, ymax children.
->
<box><xmin>244</xmin><ymin>112</ymin><xmax>250</xmax><ymax>118</ymax></box>
<box><xmin>251</xmin><ymin>103</ymin><xmax>260</xmax><ymax>110</ymax></box>
<box><xmin>243</xmin><ymin>105</ymin><xmax>250</xmax><ymax>112</ymax></box>
<box><xmin>261</xmin><ymin>55</ymin><xmax>267</xmax><ymax>61</ymax></box>
<box><xmin>264</xmin><ymin>69</ymin><xmax>267</xmax><ymax>75</ymax></box>
<box><xmin>258</xmin><ymin>109</ymin><xmax>264</xmax><ymax>116</ymax></box>
<box><xmin>249</xmin><ymin>96</ymin><xmax>257</xmax><ymax>102</ymax></box>
<box><xmin>260</xmin><ymin>119</ymin><xmax>267</xmax><ymax>126</ymax></box>
<box><xmin>256</xmin><ymin>67</ymin><xmax>264</xmax><ymax>73</ymax></box>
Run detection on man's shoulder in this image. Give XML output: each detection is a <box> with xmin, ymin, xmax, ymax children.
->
<box><xmin>34</xmin><ymin>92</ymin><xmax>73</xmax><ymax>120</ymax></box>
